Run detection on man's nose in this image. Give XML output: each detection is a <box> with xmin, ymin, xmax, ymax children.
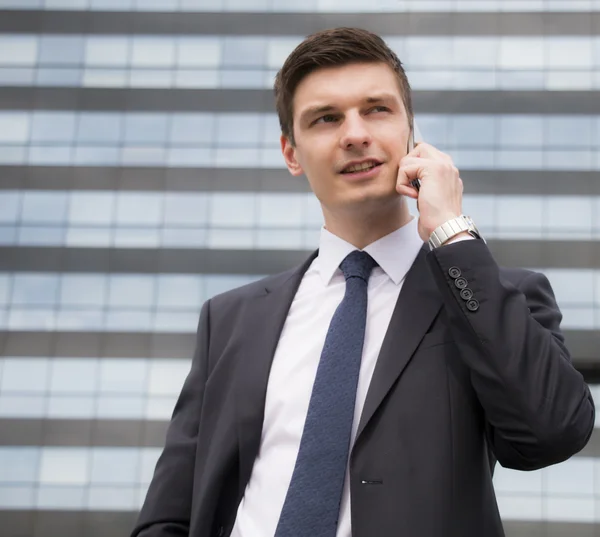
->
<box><xmin>339</xmin><ymin>115</ymin><xmax>372</xmax><ymax>150</ymax></box>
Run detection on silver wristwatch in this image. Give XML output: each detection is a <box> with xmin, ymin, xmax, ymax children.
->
<box><xmin>428</xmin><ymin>215</ymin><xmax>484</xmax><ymax>250</ymax></box>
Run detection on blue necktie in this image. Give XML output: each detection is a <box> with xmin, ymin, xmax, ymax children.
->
<box><xmin>274</xmin><ymin>250</ymin><xmax>378</xmax><ymax>537</ymax></box>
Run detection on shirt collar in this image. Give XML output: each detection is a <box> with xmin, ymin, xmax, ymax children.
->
<box><xmin>316</xmin><ymin>216</ymin><xmax>424</xmax><ymax>286</ymax></box>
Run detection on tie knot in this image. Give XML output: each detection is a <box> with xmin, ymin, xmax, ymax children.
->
<box><xmin>340</xmin><ymin>250</ymin><xmax>377</xmax><ymax>282</ymax></box>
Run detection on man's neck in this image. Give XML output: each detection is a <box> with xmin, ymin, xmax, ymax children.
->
<box><xmin>322</xmin><ymin>202</ymin><xmax>413</xmax><ymax>250</ymax></box>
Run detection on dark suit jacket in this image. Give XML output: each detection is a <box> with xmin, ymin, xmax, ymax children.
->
<box><xmin>132</xmin><ymin>239</ymin><xmax>595</xmax><ymax>537</ymax></box>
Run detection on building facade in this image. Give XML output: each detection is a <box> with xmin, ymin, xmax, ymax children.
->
<box><xmin>0</xmin><ymin>1</ymin><xmax>599</xmax><ymax>536</ymax></box>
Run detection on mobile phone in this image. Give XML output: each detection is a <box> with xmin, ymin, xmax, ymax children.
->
<box><xmin>408</xmin><ymin>121</ymin><xmax>423</xmax><ymax>193</ymax></box>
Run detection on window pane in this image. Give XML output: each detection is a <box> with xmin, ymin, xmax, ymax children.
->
<box><xmin>0</xmin><ymin>358</ymin><xmax>49</xmax><ymax>393</ymax></box>
<box><xmin>169</xmin><ymin>113</ymin><xmax>214</xmax><ymax>145</ymax></box>
<box><xmin>222</xmin><ymin>37</ymin><xmax>266</xmax><ymax>67</ymax></box>
<box><xmin>216</xmin><ymin>114</ymin><xmax>261</xmax><ymax>146</ymax></box>
<box><xmin>38</xmin><ymin>35</ymin><xmax>85</xmax><ymax>66</ymax></box>
<box><xmin>156</xmin><ymin>275</ymin><xmax>203</xmax><ymax>308</ymax></box>
<box><xmin>0</xmin><ymin>36</ymin><xmax>38</xmax><ymax>66</ymax></box>
<box><xmin>163</xmin><ymin>193</ymin><xmax>209</xmax><ymax>226</ymax></box>
<box><xmin>499</xmin><ymin>116</ymin><xmax>543</xmax><ymax>147</ymax></box>
<box><xmin>547</xmin><ymin>38</ymin><xmax>593</xmax><ymax>69</ymax></box>
<box><xmin>0</xmin><ymin>448</ymin><xmax>40</xmax><ymax>484</ymax></box>
<box><xmin>39</xmin><ymin>448</ymin><xmax>89</xmax><ymax>485</ymax></box>
<box><xmin>12</xmin><ymin>274</ymin><xmax>59</xmax><ymax>306</ymax></box>
<box><xmin>21</xmin><ymin>192</ymin><xmax>68</xmax><ymax>223</ymax></box>
<box><xmin>0</xmin><ymin>274</ymin><xmax>10</xmax><ymax>305</ymax></box>
<box><xmin>115</xmin><ymin>192</ymin><xmax>162</xmax><ymax>225</ymax></box>
<box><xmin>453</xmin><ymin>37</ymin><xmax>497</xmax><ymax>68</ymax></box>
<box><xmin>68</xmin><ymin>192</ymin><xmax>115</xmax><ymax>225</ymax></box>
<box><xmin>545</xmin><ymin>116</ymin><xmax>593</xmax><ymax>147</ymax></box>
<box><xmin>0</xmin><ymin>192</ymin><xmax>21</xmax><ymax>224</ymax></box>
<box><xmin>258</xmin><ymin>194</ymin><xmax>303</xmax><ymax>227</ymax></box>
<box><xmin>90</xmin><ymin>448</ymin><xmax>139</xmax><ymax>485</ymax></box>
<box><xmin>77</xmin><ymin>112</ymin><xmax>123</xmax><ymax>143</ymax></box>
<box><xmin>30</xmin><ymin>112</ymin><xmax>76</xmax><ymax>143</ymax></box>
<box><xmin>177</xmin><ymin>37</ymin><xmax>221</xmax><ymax>67</ymax></box>
<box><xmin>85</xmin><ymin>37</ymin><xmax>130</xmax><ymax>67</ymax></box>
<box><xmin>131</xmin><ymin>38</ymin><xmax>175</xmax><ymax>67</ymax></box>
<box><xmin>449</xmin><ymin>116</ymin><xmax>495</xmax><ymax>147</ymax></box>
<box><xmin>0</xmin><ymin>113</ymin><xmax>30</xmax><ymax>143</ymax></box>
<box><xmin>124</xmin><ymin>114</ymin><xmax>169</xmax><ymax>145</ymax></box>
<box><xmin>210</xmin><ymin>193</ymin><xmax>255</xmax><ymax>227</ymax></box>
<box><xmin>148</xmin><ymin>359</ymin><xmax>189</xmax><ymax>396</ymax></box>
<box><xmin>49</xmin><ymin>359</ymin><xmax>98</xmax><ymax>394</ymax></box>
<box><xmin>406</xmin><ymin>38</ymin><xmax>452</xmax><ymax>67</ymax></box>
<box><xmin>108</xmin><ymin>275</ymin><xmax>155</xmax><ymax>308</ymax></box>
<box><xmin>60</xmin><ymin>274</ymin><xmax>107</xmax><ymax>307</ymax></box>
<box><xmin>499</xmin><ymin>38</ymin><xmax>544</xmax><ymax>68</ymax></box>
<box><xmin>99</xmin><ymin>359</ymin><xmax>148</xmax><ymax>394</ymax></box>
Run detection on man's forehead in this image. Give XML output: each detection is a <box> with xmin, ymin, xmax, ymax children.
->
<box><xmin>293</xmin><ymin>63</ymin><xmax>404</xmax><ymax>113</ymax></box>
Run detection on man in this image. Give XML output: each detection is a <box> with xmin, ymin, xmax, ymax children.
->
<box><xmin>131</xmin><ymin>28</ymin><xmax>595</xmax><ymax>537</ymax></box>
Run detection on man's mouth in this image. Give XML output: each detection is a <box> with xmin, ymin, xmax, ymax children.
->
<box><xmin>340</xmin><ymin>160</ymin><xmax>382</xmax><ymax>174</ymax></box>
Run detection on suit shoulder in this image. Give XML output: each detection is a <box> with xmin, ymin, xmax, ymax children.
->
<box><xmin>207</xmin><ymin>264</ymin><xmax>300</xmax><ymax>308</ymax></box>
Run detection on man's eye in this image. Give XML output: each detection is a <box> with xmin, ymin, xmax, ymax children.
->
<box><xmin>315</xmin><ymin>114</ymin><xmax>338</xmax><ymax>124</ymax></box>
<box><xmin>370</xmin><ymin>106</ymin><xmax>390</xmax><ymax>113</ymax></box>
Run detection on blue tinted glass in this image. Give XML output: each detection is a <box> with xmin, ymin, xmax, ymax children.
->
<box><xmin>222</xmin><ymin>37</ymin><xmax>266</xmax><ymax>67</ymax></box>
<box><xmin>38</xmin><ymin>36</ymin><xmax>85</xmax><ymax>66</ymax></box>
<box><xmin>124</xmin><ymin>114</ymin><xmax>169</xmax><ymax>144</ymax></box>
<box><xmin>0</xmin><ymin>447</ymin><xmax>40</xmax><ymax>484</ymax></box>
<box><xmin>21</xmin><ymin>192</ymin><xmax>68</xmax><ymax>223</ymax></box>
<box><xmin>449</xmin><ymin>116</ymin><xmax>495</xmax><ymax>147</ymax></box>
<box><xmin>77</xmin><ymin>113</ymin><xmax>123</xmax><ymax>143</ymax></box>
<box><xmin>0</xmin><ymin>192</ymin><xmax>21</xmax><ymax>224</ymax></box>
<box><xmin>12</xmin><ymin>273</ymin><xmax>59</xmax><ymax>306</ymax></box>
<box><xmin>499</xmin><ymin>116</ymin><xmax>543</xmax><ymax>147</ymax></box>
<box><xmin>31</xmin><ymin>112</ymin><xmax>76</xmax><ymax>143</ymax></box>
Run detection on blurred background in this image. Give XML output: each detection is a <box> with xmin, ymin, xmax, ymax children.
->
<box><xmin>0</xmin><ymin>1</ymin><xmax>599</xmax><ymax>536</ymax></box>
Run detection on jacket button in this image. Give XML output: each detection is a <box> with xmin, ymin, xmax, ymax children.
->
<box><xmin>449</xmin><ymin>266</ymin><xmax>461</xmax><ymax>279</ymax></box>
<box><xmin>466</xmin><ymin>299</ymin><xmax>479</xmax><ymax>312</ymax></box>
<box><xmin>460</xmin><ymin>288</ymin><xmax>473</xmax><ymax>300</ymax></box>
<box><xmin>454</xmin><ymin>277</ymin><xmax>468</xmax><ymax>289</ymax></box>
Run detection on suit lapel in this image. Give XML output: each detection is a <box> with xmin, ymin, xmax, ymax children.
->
<box><xmin>355</xmin><ymin>245</ymin><xmax>442</xmax><ymax>442</ymax></box>
<box><xmin>235</xmin><ymin>251</ymin><xmax>318</xmax><ymax>496</ymax></box>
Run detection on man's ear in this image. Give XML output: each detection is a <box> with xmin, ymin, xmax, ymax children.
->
<box><xmin>280</xmin><ymin>135</ymin><xmax>304</xmax><ymax>177</ymax></box>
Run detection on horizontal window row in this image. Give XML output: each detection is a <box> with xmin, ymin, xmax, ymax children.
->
<box><xmin>0</xmin><ymin>303</ymin><xmax>596</xmax><ymax>332</ymax></box>
<box><xmin>1</xmin><ymin>0</ymin><xmax>599</xmax><ymax>13</ymax></box>
<box><xmin>0</xmin><ymin>446</ymin><xmax>161</xmax><ymax>488</ymax></box>
<box><xmin>0</xmin><ymin>225</ymin><xmax>324</xmax><ymax>250</ymax></box>
<box><xmin>1</xmin><ymin>359</ymin><xmax>599</xmax><ymax>421</ymax></box>
<box><xmin>3</xmin><ymin>112</ymin><xmax>600</xmax><ymax>147</ymax></box>
<box><xmin>0</xmin><ymin>272</ymin><xmax>260</xmax><ymax>309</ymax></box>
<box><xmin>1</xmin><ymin>447</ymin><xmax>600</xmax><ymax>521</ymax></box>
<box><xmin>0</xmin><ymin>0</ymin><xmax>599</xmax><ymax>13</ymax></box>
<box><xmin>0</xmin><ymin>357</ymin><xmax>190</xmax><ymax>396</ymax></box>
<box><xmin>2</xmin><ymin>35</ymin><xmax>600</xmax><ymax>70</ymax></box>
<box><xmin>4</xmin><ymin>66</ymin><xmax>600</xmax><ymax>91</ymax></box>
<box><xmin>2</xmin><ymin>191</ymin><xmax>600</xmax><ymax>237</ymax></box>
<box><xmin>4</xmin><ymin>145</ymin><xmax>600</xmax><ymax>171</ymax></box>
<box><xmin>0</xmin><ymin>392</ymin><xmax>177</xmax><ymax>420</ymax></box>
<box><xmin>0</xmin><ymin>268</ymin><xmax>598</xmax><ymax>331</ymax></box>
<box><xmin>0</xmin><ymin>191</ymin><xmax>323</xmax><ymax>228</ymax></box>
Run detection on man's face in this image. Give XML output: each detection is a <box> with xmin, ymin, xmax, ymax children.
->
<box><xmin>281</xmin><ymin>62</ymin><xmax>411</xmax><ymax>216</ymax></box>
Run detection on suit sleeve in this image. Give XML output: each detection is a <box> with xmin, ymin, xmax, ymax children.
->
<box><xmin>131</xmin><ymin>299</ymin><xmax>212</xmax><ymax>536</ymax></box>
<box><xmin>427</xmin><ymin>239</ymin><xmax>595</xmax><ymax>471</ymax></box>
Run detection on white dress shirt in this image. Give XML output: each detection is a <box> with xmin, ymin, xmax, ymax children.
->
<box><xmin>230</xmin><ymin>217</ymin><xmax>425</xmax><ymax>537</ymax></box>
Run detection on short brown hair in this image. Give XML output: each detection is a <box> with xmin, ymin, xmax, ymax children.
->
<box><xmin>274</xmin><ymin>27</ymin><xmax>413</xmax><ymax>146</ymax></box>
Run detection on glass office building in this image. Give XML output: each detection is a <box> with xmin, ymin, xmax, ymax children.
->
<box><xmin>0</xmin><ymin>1</ymin><xmax>599</xmax><ymax>535</ymax></box>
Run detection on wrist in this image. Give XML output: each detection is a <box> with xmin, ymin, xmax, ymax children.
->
<box><xmin>428</xmin><ymin>215</ymin><xmax>484</xmax><ymax>250</ymax></box>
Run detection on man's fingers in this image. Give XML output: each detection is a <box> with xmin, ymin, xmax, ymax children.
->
<box><xmin>408</xmin><ymin>142</ymin><xmax>453</xmax><ymax>163</ymax></box>
<box><xmin>396</xmin><ymin>184</ymin><xmax>418</xmax><ymax>199</ymax></box>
